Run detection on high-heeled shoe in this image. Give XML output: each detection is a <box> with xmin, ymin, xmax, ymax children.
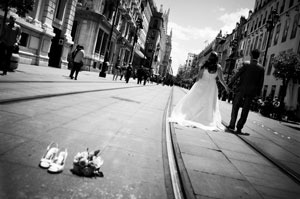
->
<box><xmin>48</xmin><ymin>149</ymin><xmax>68</xmax><ymax>173</ymax></box>
<box><xmin>39</xmin><ymin>142</ymin><xmax>59</xmax><ymax>169</ymax></box>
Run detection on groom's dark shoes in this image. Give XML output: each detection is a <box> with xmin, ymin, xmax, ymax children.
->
<box><xmin>236</xmin><ymin>128</ymin><xmax>242</xmax><ymax>134</ymax></box>
<box><xmin>235</xmin><ymin>128</ymin><xmax>250</xmax><ymax>136</ymax></box>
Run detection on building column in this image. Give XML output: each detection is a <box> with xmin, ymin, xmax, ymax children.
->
<box><xmin>31</xmin><ymin>0</ymin><xmax>42</xmax><ymax>25</ymax></box>
<box><xmin>40</xmin><ymin>0</ymin><xmax>55</xmax><ymax>35</ymax></box>
<box><xmin>35</xmin><ymin>0</ymin><xmax>56</xmax><ymax>66</ymax></box>
<box><xmin>60</xmin><ymin>0</ymin><xmax>77</xmax><ymax>69</ymax></box>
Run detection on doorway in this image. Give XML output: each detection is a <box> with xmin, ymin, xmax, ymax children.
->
<box><xmin>48</xmin><ymin>27</ymin><xmax>63</xmax><ymax>68</ymax></box>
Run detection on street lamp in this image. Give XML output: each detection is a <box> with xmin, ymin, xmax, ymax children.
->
<box><xmin>99</xmin><ymin>0</ymin><xmax>120</xmax><ymax>78</ymax></box>
<box><xmin>129</xmin><ymin>17</ymin><xmax>143</xmax><ymax>64</ymax></box>
<box><xmin>263</xmin><ymin>9</ymin><xmax>279</xmax><ymax>67</ymax></box>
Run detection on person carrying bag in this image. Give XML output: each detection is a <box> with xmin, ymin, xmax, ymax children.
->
<box><xmin>69</xmin><ymin>45</ymin><xmax>85</xmax><ymax>80</ymax></box>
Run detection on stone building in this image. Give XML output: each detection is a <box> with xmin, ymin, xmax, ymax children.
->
<box><xmin>248</xmin><ymin>0</ymin><xmax>300</xmax><ymax>101</ymax></box>
<box><xmin>0</xmin><ymin>0</ymin><xmax>172</xmax><ymax>81</ymax></box>
<box><xmin>72</xmin><ymin>0</ymin><xmax>148</xmax><ymax>73</ymax></box>
<box><xmin>159</xmin><ymin>7</ymin><xmax>172</xmax><ymax>77</ymax></box>
<box><xmin>206</xmin><ymin>0</ymin><xmax>300</xmax><ymax>117</ymax></box>
<box><xmin>0</xmin><ymin>0</ymin><xmax>77</xmax><ymax>68</ymax></box>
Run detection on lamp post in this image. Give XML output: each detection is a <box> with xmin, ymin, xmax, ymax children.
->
<box><xmin>99</xmin><ymin>0</ymin><xmax>120</xmax><ymax>78</ymax></box>
<box><xmin>129</xmin><ymin>17</ymin><xmax>143</xmax><ymax>64</ymax></box>
<box><xmin>263</xmin><ymin>9</ymin><xmax>279</xmax><ymax>67</ymax></box>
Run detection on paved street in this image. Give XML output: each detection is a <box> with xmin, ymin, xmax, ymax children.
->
<box><xmin>0</xmin><ymin>64</ymin><xmax>300</xmax><ymax>199</ymax></box>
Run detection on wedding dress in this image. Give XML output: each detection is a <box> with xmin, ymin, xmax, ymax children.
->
<box><xmin>169</xmin><ymin>69</ymin><xmax>224</xmax><ymax>131</ymax></box>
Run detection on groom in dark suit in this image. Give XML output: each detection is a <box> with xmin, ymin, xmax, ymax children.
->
<box><xmin>227</xmin><ymin>49</ymin><xmax>265</xmax><ymax>134</ymax></box>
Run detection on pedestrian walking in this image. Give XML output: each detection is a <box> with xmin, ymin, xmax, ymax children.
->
<box><xmin>136</xmin><ymin>66</ymin><xmax>144</xmax><ymax>84</ymax></box>
<box><xmin>112</xmin><ymin>59</ymin><xmax>120</xmax><ymax>81</ymax></box>
<box><xmin>226</xmin><ymin>49</ymin><xmax>265</xmax><ymax>134</ymax></box>
<box><xmin>143</xmin><ymin>68</ymin><xmax>149</xmax><ymax>86</ymax></box>
<box><xmin>0</xmin><ymin>15</ymin><xmax>22</xmax><ymax>75</ymax></box>
<box><xmin>125</xmin><ymin>63</ymin><xmax>133</xmax><ymax>83</ymax></box>
<box><xmin>69</xmin><ymin>45</ymin><xmax>85</xmax><ymax>80</ymax></box>
<box><xmin>119</xmin><ymin>63</ymin><xmax>126</xmax><ymax>80</ymax></box>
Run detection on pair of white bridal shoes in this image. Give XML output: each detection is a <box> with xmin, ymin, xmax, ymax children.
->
<box><xmin>39</xmin><ymin>142</ymin><xmax>68</xmax><ymax>173</ymax></box>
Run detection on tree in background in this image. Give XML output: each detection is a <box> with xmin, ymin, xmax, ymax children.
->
<box><xmin>272</xmin><ymin>51</ymin><xmax>300</xmax><ymax>120</ymax></box>
<box><xmin>0</xmin><ymin>0</ymin><xmax>34</xmax><ymax>32</ymax></box>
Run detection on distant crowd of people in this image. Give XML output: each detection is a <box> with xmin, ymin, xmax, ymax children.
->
<box><xmin>112</xmin><ymin>60</ymin><xmax>151</xmax><ymax>85</ymax></box>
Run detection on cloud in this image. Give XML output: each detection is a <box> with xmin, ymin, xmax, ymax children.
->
<box><xmin>168</xmin><ymin>22</ymin><xmax>218</xmax><ymax>41</ymax></box>
<box><xmin>219</xmin><ymin>7</ymin><xmax>226</xmax><ymax>12</ymax></box>
<box><xmin>218</xmin><ymin>8</ymin><xmax>250</xmax><ymax>34</ymax></box>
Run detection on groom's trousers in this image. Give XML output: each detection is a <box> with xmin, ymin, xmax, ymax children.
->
<box><xmin>229</xmin><ymin>92</ymin><xmax>253</xmax><ymax>130</ymax></box>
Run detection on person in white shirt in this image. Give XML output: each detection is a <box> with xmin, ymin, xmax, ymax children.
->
<box><xmin>69</xmin><ymin>45</ymin><xmax>85</xmax><ymax>80</ymax></box>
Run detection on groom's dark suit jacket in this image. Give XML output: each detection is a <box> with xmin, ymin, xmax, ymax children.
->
<box><xmin>229</xmin><ymin>61</ymin><xmax>265</xmax><ymax>97</ymax></box>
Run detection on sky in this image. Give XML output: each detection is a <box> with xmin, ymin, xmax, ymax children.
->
<box><xmin>153</xmin><ymin>0</ymin><xmax>256</xmax><ymax>75</ymax></box>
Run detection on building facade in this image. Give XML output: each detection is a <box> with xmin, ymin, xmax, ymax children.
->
<box><xmin>0</xmin><ymin>0</ymin><xmax>172</xmax><ymax>77</ymax></box>
<box><xmin>197</xmin><ymin>0</ymin><xmax>300</xmax><ymax>117</ymax></box>
<box><xmin>0</xmin><ymin>0</ymin><xmax>77</xmax><ymax>68</ymax></box>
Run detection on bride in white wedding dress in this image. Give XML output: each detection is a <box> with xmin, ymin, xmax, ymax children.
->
<box><xmin>169</xmin><ymin>51</ymin><xmax>229</xmax><ymax>131</ymax></box>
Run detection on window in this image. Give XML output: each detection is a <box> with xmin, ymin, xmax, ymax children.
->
<box><xmin>246</xmin><ymin>39</ymin><xmax>251</xmax><ymax>56</ymax></box>
<box><xmin>95</xmin><ymin>29</ymin><xmax>104</xmax><ymax>54</ymax></box>
<box><xmin>262</xmin><ymin>32</ymin><xmax>268</xmax><ymax>50</ymax></box>
<box><xmin>270</xmin><ymin>85</ymin><xmax>276</xmax><ymax>99</ymax></box>
<box><xmin>263</xmin><ymin>85</ymin><xmax>268</xmax><ymax>99</ymax></box>
<box><xmin>267</xmin><ymin>54</ymin><xmax>275</xmax><ymax>75</ymax></box>
<box><xmin>273</xmin><ymin>23</ymin><xmax>281</xmax><ymax>46</ymax></box>
<box><xmin>280</xmin><ymin>0</ymin><xmax>285</xmax><ymax>13</ymax></box>
<box><xmin>100</xmin><ymin>33</ymin><xmax>108</xmax><ymax>56</ymax></box>
<box><xmin>19</xmin><ymin>32</ymin><xmax>29</xmax><ymax>47</ymax></box>
<box><xmin>289</xmin><ymin>0</ymin><xmax>294</xmax><ymax>8</ymax></box>
<box><xmin>55</xmin><ymin>0</ymin><xmax>66</xmax><ymax>21</ymax></box>
<box><xmin>257</xmin><ymin>33</ymin><xmax>263</xmax><ymax>50</ymax></box>
<box><xmin>254</xmin><ymin>36</ymin><xmax>259</xmax><ymax>49</ymax></box>
<box><xmin>250</xmin><ymin>39</ymin><xmax>254</xmax><ymax>51</ymax></box>
<box><xmin>258</xmin><ymin>14</ymin><xmax>262</xmax><ymax>27</ymax></box>
<box><xmin>281</xmin><ymin>18</ymin><xmax>290</xmax><ymax>43</ymax></box>
<box><xmin>290</xmin><ymin>13</ymin><xmax>299</xmax><ymax>39</ymax></box>
<box><xmin>263</xmin><ymin>11</ymin><xmax>268</xmax><ymax>24</ymax></box>
<box><xmin>276</xmin><ymin>1</ymin><xmax>279</xmax><ymax>11</ymax></box>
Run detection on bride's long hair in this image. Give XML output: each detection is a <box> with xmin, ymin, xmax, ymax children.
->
<box><xmin>201</xmin><ymin>51</ymin><xmax>219</xmax><ymax>73</ymax></box>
